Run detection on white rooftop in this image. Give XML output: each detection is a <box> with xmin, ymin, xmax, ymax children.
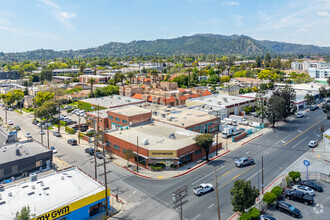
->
<box><xmin>0</xmin><ymin>167</ymin><xmax>105</xmax><ymax>219</ymax></box>
<box><xmin>80</xmin><ymin>95</ymin><xmax>145</xmax><ymax>108</ymax></box>
<box><xmin>187</xmin><ymin>94</ymin><xmax>254</xmax><ymax>108</ymax></box>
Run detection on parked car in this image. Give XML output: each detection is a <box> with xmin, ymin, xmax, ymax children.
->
<box><xmin>64</xmin><ymin>105</ymin><xmax>72</xmax><ymax>109</ymax></box>
<box><xmin>37</xmin><ymin>123</ymin><xmax>43</xmax><ymax>127</ymax></box>
<box><xmin>235</xmin><ymin>157</ymin><xmax>254</xmax><ymax>167</ymax></box>
<box><xmin>32</xmin><ymin>120</ymin><xmax>38</xmax><ymax>125</ymax></box>
<box><xmin>308</xmin><ymin>140</ymin><xmax>317</xmax><ymax>148</ymax></box>
<box><xmin>309</xmin><ymin>105</ymin><xmax>319</xmax><ymax>111</ymax></box>
<box><xmin>85</xmin><ymin>147</ymin><xmax>95</xmax><ymax>155</ymax></box>
<box><xmin>80</xmin><ymin>125</ymin><xmax>88</xmax><ymax>132</ymax></box>
<box><xmin>8</xmin><ymin>108</ymin><xmax>13</xmax><ymax>111</ymax></box>
<box><xmin>38</xmin><ymin>130</ymin><xmax>45</xmax><ymax>135</ymax></box>
<box><xmin>8</xmin><ymin>120</ymin><xmax>14</xmax><ymax>125</ymax></box>
<box><xmin>300</xmin><ymin>180</ymin><xmax>323</xmax><ymax>192</ymax></box>
<box><xmin>284</xmin><ymin>190</ymin><xmax>314</xmax><ymax>205</ymax></box>
<box><xmin>53</xmin><ymin>131</ymin><xmax>62</xmax><ymax>137</ymax></box>
<box><xmin>295</xmin><ymin>112</ymin><xmax>304</xmax><ymax>118</ymax></box>
<box><xmin>67</xmin><ymin>139</ymin><xmax>77</xmax><ymax>145</ymax></box>
<box><xmin>14</xmin><ymin>126</ymin><xmax>21</xmax><ymax>131</ymax></box>
<box><xmin>96</xmin><ymin>151</ymin><xmax>103</xmax><ymax>159</ymax></box>
<box><xmin>50</xmin><ymin>146</ymin><xmax>58</xmax><ymax>154</ymax></box>
<box><xmin>275</xmin><ymin>201</ymin><xmax>301</xmax><ymax>218</ymax></box>
<box><xmin>292</xmin><ymin>185</ymin><xmax>315</xmax><ymax>196</ymax></box>
<box><xmin>193</xmin><ymin>183</ymin><xmax>213</xmax><ymax>196</ymax></box>
<box><xmin>25</xmin><ymin>133</ymin><xmax>32</xmax><ymax>138</ymax></box>
<box><xmin>259</xmin><ymin>215</ymin><xmax>277</xmax><ymax>220</ymax></box>
<box><xmin>0</xmin><ymin>103</ymin><xmax>4</xmax><ymax>107</ymax></box>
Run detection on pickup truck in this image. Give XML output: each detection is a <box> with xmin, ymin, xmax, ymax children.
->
<box><xmin>235</xmin><ymin>157</ymin><xmax>254</xmax><ymax>167</ymax></box>
<box><xmin>284</xmin><ymin>190</ymin><xmax>314</xmax><ymax>205</ymax></box>
<box><xmin>193</xmin><ymin>183</ymin><xmax>213</xmax><ymax>196</ymax></box>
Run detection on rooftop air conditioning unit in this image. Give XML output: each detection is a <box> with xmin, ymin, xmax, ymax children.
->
<box><xmin>161</xmin><ymin>113</ymin><xmax>166</xmax><ymax>118</ymax></box>
<box><xmin>169</xmin><ymin>133</ymin><xmax>176</xmax><ymax>139</ymax></box>
<box><xmin>141</xmin><ymin>139</ymin><xmax>149</xmax><ymax>145</ymax></box>
<box><xmin>30</xmin><ymin>173</ymin><xmax>37</xmax><ymax>182</ymax></box>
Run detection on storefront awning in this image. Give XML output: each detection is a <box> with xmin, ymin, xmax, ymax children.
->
<box><xmin>179</xmin><ymin>151</ymin><xmax>195</xmax><ymax>158</ymax></box>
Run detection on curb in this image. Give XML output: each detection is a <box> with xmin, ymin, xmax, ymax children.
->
<box><xmin>241</xmin><ymin>134</ymin><xmax>263</xmax><ymax>146</ymax></box>
<box><xmin>172</xmin><ymin>150</ymin><xmax>231</xmax><ymax>178</ymax></box>
<box><xmin>123</xmin><ymin>166</ymin><xmax>152</xmax><ymax>179</ymax></box>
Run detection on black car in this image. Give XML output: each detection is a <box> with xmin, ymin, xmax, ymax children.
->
<box><xmin>309</xmin><ymin>105</ymin><xmax>319</xmax><ymax>111</ymax></box>
<box><xmin>80</xmin><ymin>125</ymin><xmax>88</xmax><ymax>132</ymax></box>
<box><xmin>275</xmin><ymin>201</ymin><xmax>302</xmax><ymax>218</ymax></box>
<box><xmin>301</xmin><ymin>180</ymin><xmax>323</xmax><ymax>192</ymax></box>
<box><xmin>53</xmin><ymin>131</ymin><xmax>62</xmax><ymax>137</ymax></box>
<box><xmin>95</xmin><ymin>151</ymin><xmax>103</xmax><ymax>159</ymax></box>
<box><xmin>67</xmin><ymin>139</ymin><xmax>77</xmax><ymax>145</ymax></box>
<box><xmin>85</xmin><ymin>147</ymin><xmax>95</xmax><ymax>155</ymax></box>
<box><xmin>14</xmin><ymin>126</ymin><xmax>21</xmax><ymax>131</ymax></box>
<box><xmin>284</xmin><ymin>190</ymin><xmax>314</xmax><ymax>205</ymax></box>
<box><xmin>32</xmin><ymin>120</ymin><xmax>38</xmax><ymax>125</ymax></box>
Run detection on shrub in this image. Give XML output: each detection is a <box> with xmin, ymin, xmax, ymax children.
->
<box><xmin>262</xmin><ymin>192</ymin><xmax>277</xmax><ymax>205</ymax></box>
<box><xmin>244</xmin><ymin>106</ymin><xmax>252</xmax><ymax>114</ymax></box>
<box><xmin>248</xmin><ymin>207</ymin><xmax>260</xmax><ymax>220</ymax></box>
<box><xmin>65</xmin><ymin>126</ymin><xmax>75</xmax><ymax>134</ymax></box>
<box><xmin>288</xmin><ymin>171</ymin><xmax>301</xmax><ymax>182</ymax></box>
<box><xmin>67</xmin><ymin>109</ymin><xmax>74</xmax><ymax>113</ymax></box>
<box><xmin>239</xmin><ymin>213</ymin><xmax>251</xmax><ymax>220</ymax></box>
<box><xmin>28</xmin><ymin>108</ymin><xmax>34</xmax><ymax>112</ymax></box>
<box><xmin>271</xmin><ymin>186</ymin><xmax>282</xmax><ymax>197</ymax></box>
<box><xmin>149</xmin><ymin>163</ymin><xmax>165</xmax><ymax>170</ymax></box>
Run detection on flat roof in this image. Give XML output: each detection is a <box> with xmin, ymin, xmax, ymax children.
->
<box><xmin>0</xmin><ymin>167</ymin><xmax>105</xmax><ymax>219</ymax></box>
<box><xmin>109</xmin><ymin>122</ymin><xmax>198</xmax><ymax>151</ymax></box>
<box><xmin>142</xmin><ymin>104</ymin><xmax>217</xmax><ymax>127</ymax></box>
<box><xmin>110</xmin><ymin>106</ymin><xmax>151</xmax><ymax>117</ymax></box>
<box><xmin>0</xmin><ymin>141</ymin><xmax>51</xmax><ymax>164</ymax></box>
<box><xmin>80</xmin><ymin>95</ymin><xmax>145</xmax><ymax>108</ymax></box>
<box><xmin>187</xmin><ymin>94</ymin><xmax>254</xmax><ymax>108</ymax></box>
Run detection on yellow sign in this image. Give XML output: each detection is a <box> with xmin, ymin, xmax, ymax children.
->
<box><xmin>325</xmin><ymin>134</ymin><xmax>330</xmax><ymax>139</ymax></box>
<box><xmin>34</xmin><ymin>188</ymin><xmax>110</xmax><ymax>220</ymax></box>
<box><xmin>148</xmin><ymin>150</ymin><xmax>177</xmax><ymax>158</ymax></box>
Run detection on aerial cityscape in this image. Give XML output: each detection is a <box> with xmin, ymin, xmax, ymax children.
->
<box><xmin>0</xmin><ymin>0</ymin><xmax>330</xmax><ymax>220</ymax></box>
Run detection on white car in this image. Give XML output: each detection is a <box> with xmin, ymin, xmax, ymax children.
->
<box><xmin>193</xmin><ymin>183</ymin><xmax>213</xmax><ymax>196</ymax></box>
<box><xmin>50</xmin><ymin>146</ymin><xmax>58</xmax><ymax>154</ymax></box>
<box><xmin>38</xmin><ymin>130</ymin><xmax>46</xmax><ymax>135</ymax></box>
<box><xmin>292</xmin><ymin>185</ymin><xmax>315</xmax><ymax>196</ymax></box>
<box><xmin>8</xmin><ymin>120</ymin><xmax>14</xmax><ymax>125</ymax></box>
<box><xmin>295</xmin><ymin>112</ymin><xmax>304</xmax><ymax>118</ymax></box>
<box><xmin>308</xmin><ymin>140</ymin><xmax>317</xmax><ymax>148</ymax></box>
<box><xmin>25</xmin><ymin>133</ymin><xmax>32</xmax><ymax>138</ymax></box>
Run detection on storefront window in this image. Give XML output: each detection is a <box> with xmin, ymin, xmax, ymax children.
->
<box><xmin>114</xmin><ymin>144</ymin><xmax>120</xmax><ymax>151</ymax></box>
<box><xmin>195</xmin><ymin>150</ymin><xmax>202</xmax><ymax>155</ymax></box>
<box><xmin>89</xmin><ymin>200</ymin><xmax>106</xmax><ymax>217</ymax></box>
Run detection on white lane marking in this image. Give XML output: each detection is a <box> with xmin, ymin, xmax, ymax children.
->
<box><xmin>267</xmin><ymin>140</ymin><xmax>270</xmax><ymax>143</ymax></box>
<box><xmin>192</xmin><ymin>213</ymin><xmax>201</xmax><ymax>220</ymax></box>
<box><xmin>208</xmin><ymin>204</ymin><xmax>214</xmax><ymax>209</ymax></box>
<box><xmin>292</xmin><ymin>137</ymin><xmax>309</xmax><ymax>149</ymax></box>
<box><xmin>128</xmin><ymin>190</ymin><xmax>137</xmax><ymax>197</ymax></box>
<box><xmin>247</xmin><ymin>169</ymin><xmax>262</xmax><ymax>181</ymax></box>
<box><xmin>191</xmin><ymin>166</ymin><xmax>225</xmax><ymax>185</ymax></box>
<box><xmin>165</xmin><ymin>202</ymin><xmax>169</xmax><ymax>205</ymax></box>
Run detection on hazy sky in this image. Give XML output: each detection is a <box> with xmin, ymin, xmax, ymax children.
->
<box><xmin>0</xmin><ymin>0</ymin><xmax>329</xmax><ymax>52</ymax></box>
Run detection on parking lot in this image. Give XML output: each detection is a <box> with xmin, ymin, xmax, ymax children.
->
<box><xmin>263</xmin><ymin>181</ymin><xmax>330</xmax><ymax>219</ymax></box>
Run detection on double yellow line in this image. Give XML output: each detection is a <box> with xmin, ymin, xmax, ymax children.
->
<box><xmin>284</xmin><ymin>116</ymin><xmax>326</xmax><ymax>146</ymax></box>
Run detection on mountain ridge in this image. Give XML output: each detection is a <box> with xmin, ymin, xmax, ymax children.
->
<box><xmin>1</xmin><ymin>34</ymin><xmax>330</xmax><ymax>61</ymax></box>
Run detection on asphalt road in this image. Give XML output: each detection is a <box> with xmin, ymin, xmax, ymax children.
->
<box><xmin>1</xmin><ymin>107</ymin><xmax>328</xmax><ymax>220</ymax></box>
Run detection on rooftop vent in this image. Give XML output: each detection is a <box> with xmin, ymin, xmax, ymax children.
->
<box><xmin>30</xmin><ymin>173</ymin><xmax>37</xmax><ymax>182</ymax></box>
<box><xmin>27</xmin><ymin>192</ymin><xmax>35</xmax><ymax>196</ymax></box>
<box><xmin>0</xmin><ymin>201</ymin><xmax>5</xmax><ymax>205</ymax></box>
<box><xmin>61</xmin><ymin>176</ymin><xmax>65</xmax><ymax>180</ymax></box>
<box><xmin>161</xmin><ymin>113</ymin><xmax>166</xmax><ymax>118</ymax></box>
<box><xmin>169</xmin><ymin>133</ymin><xmax>176</xmax><ymax>139</ymax></box>
<box><xmin>31</xmin><ymin>185</ymin><xmax>35</xmax><ymax>190</ymax></box>
<box><xmin>43</xmin><ymin>187</ymin><xmax>50</xmax><ymax>190</ymax></box>
<box><xmin>8</xmin><ymin>192</ymin><xmax>12</xmax><ymax>197</ymax></box>
<box><xmin>141</xmin><ymin>139</ymin><xmax>149</xmax><ymax>145</ymax></box>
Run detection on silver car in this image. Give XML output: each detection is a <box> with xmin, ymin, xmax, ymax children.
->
<box><xmin>292</xmin><ymin>185</ymin><xmax>315</xmax><ymax>196</ymax></box>
<box><xmin>235</xmin><ymin>157</ymin><xmax>254</xmax><ymax>167</ymax></box>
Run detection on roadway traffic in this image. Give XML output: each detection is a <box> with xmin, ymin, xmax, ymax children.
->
<box><xmin>0</xmin><ymin>107</ymin><xmax>327</xmax><ymax>220</ymax></box>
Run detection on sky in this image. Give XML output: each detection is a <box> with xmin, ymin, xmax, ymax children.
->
<box><xmin>0</xmin><ymin>0</ymin><xmax>329</xmax><ymax>53</ymax></box>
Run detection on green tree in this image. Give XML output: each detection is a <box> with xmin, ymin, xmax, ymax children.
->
<box><xmin>194</xmin><ymin>133</ymin><xmax>214</xmax><ymax>161</ymax></box>
<box><xmin>266</xmin><ymin>95</ymin><xmax>285</xmax><ymax>127</ymax></box>
<box><xmin>319</xmin><ymin>86</ymin><xmax>327</xmax><ymax>99</ymax></box>
<box><xmin>305</xmin><ymin>94</ymin><xmax>315</xmax><ymax>106</ymax></box>
<box><xmin>0</xmin><ymin>89</ymin><xmax>24</xmax><ymax>106</ymax></box>
<box><xmin>34</xmin><ymin>101</ymin><xmax>57</xmax><ymax>121</ymax></box>
<box><xmin>15</xmin><ymin>206</ymin><xmax>33</xmax><ymax>220</ymax></box>
<box><xmin>230</xmin><ymin>179</ymin><xmax>259</xmax><ymax>213</ymax></box>
<box><xmin>220</xmin><ymin>76</ymin><xmax>230</xmax><ymax>83</ymax></box>
<box><xmin>126</xmin><ymin>71</ymin><xmax>136</xmax><ymax>84</ymax></box>
<box><xmin>255</xmin><ymin>56</ymin><xmax>261</xmax><ymax>68</ymax></box>
<box><xmin>248</xmin><ymin>207</ymin><xmax>260</xmax><ymax>220</ymax></box>
<box><xmin>262</xmin><ymin>192</ymin><xmax>277</xmax><ymax>205</ymax></box>
<box><xmin>124</xmin><ymin>149</ymin><xmax>135</xmax><ymax>167</ymax></box>
<box><xmin>150</xmin><ymin>69</ymin><xmax>159</xmax><ymax>83</ymax></box>
<box><xmin>40</xmin><ymin>69</ymin><xmax>53</xmax><ymax>82</ymax></box>
<box><xmin>327</xmin><ymin>77</ymin><xmax>330</xmax><ymax>86</ymax></box>
<box><xmin>256</xmin><ymin>90</ymin><xmax>267</xmax><ymax>123</ymax></box>
<box><xmin>271</xmin><ymin>186</ymin><xmax>282</xmax><ymax>197</ymax></box>
<box><xmin>34</xmin><ymin>91</ymin><xmax>54</xmax><ymax>107</ymax></box>
<box><xmin>207</xmin><ymin>74</ymin><xmax>220</xmax><ymax>84</ymax></box>
<box><xmin>274</xmin><ymin>85</ymin><xmax>296</xmax><ymax>121</ymax></box>
<box><xmin>264</xmin><ymin>53</ymin><xmax>271</xmax><ymax>68</ymax></box>
<box><xmin>239</xmin><ymin>213</ymin><xmax>251</xmax><ymax>220</ymax></box>
<box><xmin>288</xmin><ymin>171</ymin><xmax>301</xmax><ymax>182</ymax></box>
<box><xmin>114</xmin><ymin>72</ymin><xmax>126</xmax><ymax>84</ymax></box>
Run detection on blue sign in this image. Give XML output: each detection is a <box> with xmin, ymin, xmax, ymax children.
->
<box><xmin>91</xmin><ymin>106</ymin><xmax>94</xmax><ymax>109</ymax></box>
<box><xmin>303</xmin><ymin>160</ymin><xmax>310</xmax><ymax>167</ymax></box>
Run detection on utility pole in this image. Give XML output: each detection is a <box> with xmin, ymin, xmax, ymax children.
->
<box><xmin>78</xmin><ymin>114</ymin><xmax>81</xmax><ymax>144</ymax></box>
<box><xmin>172</xmin><ymin>185</ymin><xmax>188</xmax><ymax>220</ymax></box>
<box><xmin>102</xmin><ymin>132</ymin><xmax>109</xmax><ymax>216</ymax></box>
<box><xmin>136</xmin><ymin>136</ymin><xmax>139</xmax><ymax>173</ymax></box>
<box><xmin>47</xmin><ymin>127</ymin><xmax>49</xmax><ymax>148</ymax></box>
<box><xmin>40</xmin><ymin>126</ymin><xmax>43</xmax><ymax>145</ymax></box>
<box><xmin>33</xmin><ymin>94</ymin><xmax>36</xmax><ymax>121</ymax></box>
<box><xmin>5</xmin><ymin>89</ymin><xmax>7</xmax><ymax>124</ymax></box>
<box><xmin>261</xmin><ymin>155</ymin><xmax>264</xmax><ymax>194</ymax></box>
<box><xmin>215</xmin><ymin>168</ymin><xmax>221</xmax><ymax>220</ymax></box>
<box><xmin>93</xmin><ymin>119</ymin><xmax>97</xmax><ymax>179</ymax></box>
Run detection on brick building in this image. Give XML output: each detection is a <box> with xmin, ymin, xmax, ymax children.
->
<box><xmin>103</xmin><ymin>122</ymin><xmax>221</xmax><ymax>168</ymax></box>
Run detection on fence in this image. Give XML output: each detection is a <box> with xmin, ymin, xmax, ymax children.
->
<box><xmin>299</xmin><ymin>171</ymin><xmax>330</xmax><ymax>183</ymax></box>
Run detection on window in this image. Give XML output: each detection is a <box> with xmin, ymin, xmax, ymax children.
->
<box><xmin>122</xmin><ymin>147</ymin><xmax>126</xmax><ymax>152</ymax></box>
<box><xmin>122</xmin><ymin>120</ymin><xmax>128</xmax><ymax>124</ymax></box>
<box><xmin>114</xmin><ymin>144</ymin><xmax>120</xmax><ymax>151</ymax></box>
<box><xmin>195</xmin><ymin>125</ymin><xmax>200</xmax><ymax>130</ymax></box>
<box><xmin>208</xmin><ymin>122</ymin><xmax>213</xmax><ymax>126</ymax></box>
<box><xmin>109</xmin><ymin>116</ymin><xmax>113</xmax><ymax>120</ymax></box>
<box><xmin>89</xmin><ymin>200</ymin><xmax>106</xmax><ymax>217</ymax></box>
<box><xmin>195</xmin><ymin>150</ymin><xmax>202</xmax><ymax>155</ymax></box>
<box><xmin>0</xmin><ymin>168</ymin><xmax>3</xmax><ymax>177</ymax></box>
<box><xmin>115</xmin><ymin>117</ymin><xmax>120</xmax><ymax>122</ymax></box>
<box><xmin>106</xmin><ymin>141</ymin><xmax>111</xmax><ymax>147</ymax></box>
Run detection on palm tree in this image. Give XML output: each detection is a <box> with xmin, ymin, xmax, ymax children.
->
<box><xmin>184</xmin><ymin>68</ymin><xmax>193</xmax><ymax>88</ymax></box>
<box><xmin>126</xmin><ymin>71</ymin><xmax>135</xmax><ymax>84</ymax></box>
<box><xmin>87</xmin><ymin>78</ymin><xmax>97</xmax><ymax>98</ymax></box>
<box><xmin>150</xmin><ymin>69</ymin><xmax>159</xmax><ymax>83</ymax></box>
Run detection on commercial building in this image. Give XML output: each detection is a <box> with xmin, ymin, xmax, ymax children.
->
<box><xmin>0</xmin><ymin>167</ymin><xmax>110</xmax><ymax>220</ymax></box>
<box><xmin>79</xmin><ymin>95</ymin><xmax>145</xmax><ymax>109</ymax></box>
<box><xmin>86</xmin><ymin>106</ymin><xmax>152</xmax><ymax>130</ymax></box>
<box><xmin>308</xmin><ymin>67</ymin><xmax>330</xmax><ymax>79</ymax></box>
<box><xmin>186</xmin><ymin>94</ymin><xmax>255</xmax><ymax>118</ymax></box>
<box><xmin>0</xmin><ymin>140</ymin><xmax>53</xmax><ymax>182</ymax></box>
<box><xmin>230</xmin><ymin>77</ymin><xmax>269</xmax><ymax>88</ymax></box>
<box><xmin>52</xmin><ymin>76</ymin><xmax>73</xmax><ymax>83</ymax></box>
<box><xmin>52</xmin><ymin>68</ymin><xmax>93</xmax><ymax>75</ymax></box>
<box><xmin>104</xmin><ymin>122</ymin><xmax>220</xmax><ymax>168</ymax></box>
<box><xmin>143</xmin><ymin>104</ymin><xmax>220</xmax><ymax>133</ymax></box>
<box><xmin>80</xmin><ymin>75</ymin><xmax>112</xmax><ymax>84</ymax></box>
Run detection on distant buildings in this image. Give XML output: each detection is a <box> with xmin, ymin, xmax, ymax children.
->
<box><xmin>230</xmin><ymin>77</ymin><xmax>269</xmax><ymax>87</ymax></box>
<box><xmin>291</xmin><ymin>60</ymin><xmax>330</xmax><ymax>80</ymax></box>
<box><xmin>52</xmin><ymin>68</ymin><xmax>93</xmax><ymax>75</ymax></box>
<box><xmin>80</xmin><ymin>75</ymin><xmax>112</xmax><ymax>84</ymax></box>
<box><xmin>52</xmin><ymin>76</ymin><xmax>73</xmax><ymax>83</ymax></box>
<box><xmin>0</xmin><ymin>71</ymin><xmax>20</xmax><ymax>80</ymax></box>
<box><xmin>79</xmin><ymin>95</ymin><xmax>145</xmax><ymax>109</ymax></box>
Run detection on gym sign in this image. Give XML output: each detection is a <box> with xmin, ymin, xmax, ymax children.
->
<box><xmin>35</xmin><ymin>205</ymin><xmax>70</xmax><ymax>220</ymax></box>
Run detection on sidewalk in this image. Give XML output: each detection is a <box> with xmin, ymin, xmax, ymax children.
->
<box><xmin>107</xmin><ymin>127</ymin><xmax>273</xmax><ymax>179</ymax></box>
